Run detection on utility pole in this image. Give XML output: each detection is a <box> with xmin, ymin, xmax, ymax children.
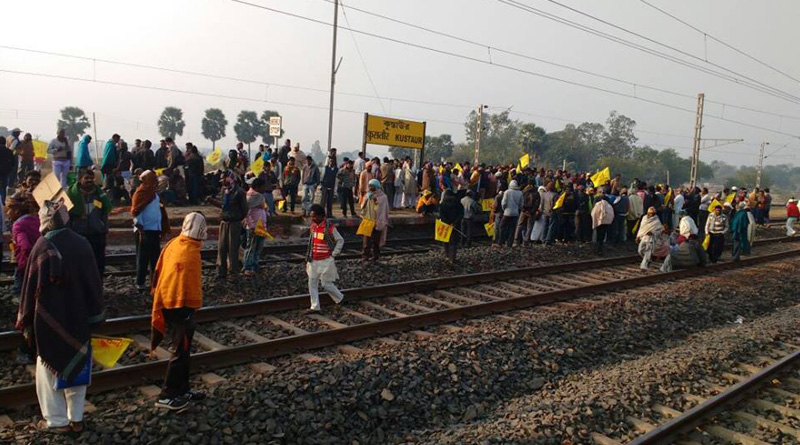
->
<box><xmin>326</xmin><ymin>0</ymin><xmax>340</xmax><ymax>151</ymax></box>
<box><xmin>689</xmin><ymin>93</ymin><xmax>705</xmax><ymax>190</ymax></box>
<box><xmin>756</xmin><ymin>139</ymin><xmax>769</xmax><ymax>189</ymax></box>
<box><xmin>473</xmin><ymin>104</ymin><xmax>485</xmax><ymax>165</ymax></box>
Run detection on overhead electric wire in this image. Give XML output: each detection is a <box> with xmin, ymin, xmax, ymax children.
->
<box><xmin>531</xmin><ymin>0</ymin><xmax>800</xmax><ymax>102</ymax></box>
<box><xmin>0</xmin><ymin>68</ymin><xmax>464</xmax><ymax>127</ymax></box>
<box><xmin>494</xmin><ymin>0</ymin><xmax>800</xmax><ymax>106</ymax></box>
<box><xmin>637</xmin><ymin>0</ymin><xmax>800</xmax><ymax>85</ymax></box>
<box><xmin>339</xmin><ymin>0</ymin><xmax>387</xmax><ymax>114</ymax></box>
<box><xmin>316</xmin><ymin>0</ymin><xmax>800</xmax><ymax>121</ymax></box>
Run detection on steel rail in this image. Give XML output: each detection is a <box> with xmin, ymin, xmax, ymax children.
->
<box><xmin>0</xmin><ymin>235</ymin><xmax>795</xmax><ymax>351</ymax></box>
<box><xmin>628</xmin><ymin>347</ymin><xmax>800</xmax><ymax>445</ymax></box>
<box><xmin>0</xmin><ymin>246</ymin><xmax>797</xmax><ymax>407</ymax></box>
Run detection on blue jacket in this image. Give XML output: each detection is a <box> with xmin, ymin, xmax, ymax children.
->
<box><xmin>76</xmin><ymin>135</ymin><xmax>94</xmax><ymax>168</ymax></box>
<box><xmin>100</xmin><ymin>140</ymin><xmax>117</xmax><ymax>173</ymax></box>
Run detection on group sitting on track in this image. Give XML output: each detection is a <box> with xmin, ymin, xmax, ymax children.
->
<box><xmin>0</xmin><ymin>128</ymin><xmax>793</xmax><ymax>432</ymax></box>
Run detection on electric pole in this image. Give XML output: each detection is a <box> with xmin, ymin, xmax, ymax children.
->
<box><xmin>756</xmin><ymin>140</ymin><xmax>769</xmax><ymax>189</ymax></box>
<box><xmin>326</xmin><ymin>0</ymin><xmax>340</xmax><ymax>151</ymax></box>
<box><xmin>473</xmin><ymin>104</ymin><xmax>485</xmax><ymax>165</ymax></box>
<box><xmin>689</xmin><ymin>93</ymin><xmax>705</xmax><ymax>190</ymax></box>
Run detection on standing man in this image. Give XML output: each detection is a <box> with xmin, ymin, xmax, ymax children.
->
<box><xmin>306</xmin><ymin>204</ymin><xmax>345</xmax><ymax>312</ymax></box>
<box><xmin>439</xmin><ymin>189</ymin><xmax>464</xmax><ymax>262</ymax></box>
<box><xmin>67</xmin><ymin>170</ymin><xmax>112</xmax><ymax>275</ymax></box>
<box><xmin>360</xmin><ymin>179</ymin><xmax>389</xmax><ymax>262</ymax></box>
<box><xmin>500</xmin><ymin>180</ymin><xmax>523</xmax><ymax>247</ymax></box>
<box><xmin>184</xmin><ymin>145</ymin><xmax>205</xmax><ymax>205</ymax></box>
<box><xmin>100</xmin><ymin>134</ymin><xmax>121</xmax><ymax>192</ymax></box>
<box><xmin>16</xmin><ymin>130</ymin><xmax>35</xmax><ymax>181</ymax></box>
<box><xmin>217</xmin><ymin>175</ymin><xmax>247</xmax><ymax>281</ymax></box>
<box><xmin>301</xmin><ymin>155</ymin><xmax>320</xmax><ymax>218</ymax></box>
<box><xmin>0</xmin><ymin>138</ymin><xmax>14</xmax><ymax>203</ymax></box>
<box><xmin>380</xmin><ymin>157</ymin><xmax>395</xmax><ymax>210</ymax></box>
<box><xmin>320</xmin><ymin>157</ymin><xmax>338</xmax><ymax>218</ymax></box>
<box><xmin>278</xmin><ymin>139</ymin><xmax>292</xmax><ymax>166</ymax></box>
<box><xmin>282</xmin><ymin>158</ymin><xmax>301</xmax><ymax>213</ymax></box>
<box><xmin>6</xmin><ymin>127</ymin><xmax>21</xmax><ymax>192</ymax></box>
<box><xmin>132</xmin><ymin>170</ymin><xmax>168</xmax><ymax>292</ymax></box>
<box><xmin>705</xmin><ymin>204</ymin><xmax>728</xmax><ymax>263</ymax></box>
<box><xmin>730</xmin><ymin>202</ymin><xmax>751</xmax><ymax>261</ymax></box>
<box><xmin>16</xmin><ymin>199</ymin><xmax>105</xmax><ymax>433</ymax></box>
<box><xmin>154</xmin><ymin>140</ymin><xmax>169</xmax><ymax>169</ymax></box>
<box><xmin>48</xmin><ymin>129</ymin><xmax>72</xmax><ymax>189</ymax></box>
<box><xmin>460</xmin><ymin>190</ymin><xmax>480</xmax><ymax>247</ymax></box>
<box><xmin>150</xmin><ymin>212</ymin><xmax>207</xmax><ymax>411</ymax></box>
<box><xmin>591</xmin><ymin>194</ymin><xmax>614</xmax><ymax>255</ymax></box>
<box><xmin>75</xmin><ymin>135</ymin><xmax>94</xmax><ymax>175</ymax></box>
<box><xmin>353</xmin><ymin>152</ymin><xmax>366</xmax><ymax>196</ymax></box>
<box><xmin>336</xmin><ymin>159</ymin><xmax>357</xmax><ymax>218</ymax></box>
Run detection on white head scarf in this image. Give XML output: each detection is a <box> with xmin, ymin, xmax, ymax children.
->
<box><xmin>39</xmin><ymin>199</ymin><xmax>70</xmax><ymax>234</ymax></box>
<box><xmin>181</xmin><ymin>212</ymin><xmax>207</xmax><ymax>240</ymax></box>
<box><xmin>679</xmin><ymin>215</ymin><xmax>698</xmax><ymax>237</ymax></box>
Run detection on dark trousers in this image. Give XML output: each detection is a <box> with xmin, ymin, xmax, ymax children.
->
<box><xmin>363</xmin><ymin>229</ymin><xmax>382</xmax><ymax>260</ymax></box>
<box><xmin>18</xmin><ymin>160</ymin><xmax>34</xmax><ymax>179</ymax></box>
<box><xmin>460</xmin><ymin>219</ymin><xmax>474</xmax><ymax>247</ymax></box>
<box><xmin>217</xmin><ymin>220</ymin><xmax>242</xmax><ymax>277</ymax></box>
<box><xmin>661</xmin><ymin>209</ymin><xmax>674</xmax><ymax>230</ymax></box>
<box><xmin>136</xmin><ymin>230</ymin><xmax>161</xmax><ymax>287</ymax></box>
<box><xmin>284</xmin><ymin>186</ymin><xmax>298</xmax><ymax>212</ymax></box>
<box><xmin>500</xmin><ymin>215</ymin><xmax>518</xmax><ymax>247</ymax></box>
<box><xmin>338</xmin><ymin>188</ymin><xmax>355</xmax><ymax>217</ymax></box>
<box><xmin>0</xmin><ymin>175</ymin><xmax>8</xmax><ymax>203</ymax></box>
<box><xmin>514</xmin><ymin>213</ymin><xmax>534</xmax><ymax>246</ymax></box>
<box><xmin>383</xmin><ymin>183</ymin><xmax>395</xmax><ymax>209</ymax></box>
<box><xmin>187</xmin><ymin>175</ymin><xmax>203</xmax><ymax>205</ymax></box>
<box><xmin>576</xmin><ymin>213</ymin><xmax>592</xmax><ymax>243</ymax></box>
<box><xmin>161</xmin><ymin>308</ymin><xmax>195</xmax><ymax>398</ymax></box>
<box><xmin>546</xmin><ymin>213</ymin><xmax>561</xmax><ymax>244</ymax></box>
<box><xmin>612</xmin><ymin>215</ymin><xmax>626</xmax><ymax>243</ymax></box>
<box><xmin>595</xmin><ymin>224</ymin><xmax>609</xmax><ymax>255</ymax></box>
<box><xmin>698</xmin><ymin>210</ymin><xmax>709</xmax><ymax>239</ymax></box>
<box><xmin>560</xmin><ymin>214</ymin><xmax>575</xmax><ymax>242</ymax></box>
<box><xmin>321</xmin><ymin>187</ymin><xmax>335</xmax><ymax>217</ymax></box>
<box><xmin>443</xmin><ymin>230</ymin><xmax>460</xmax><ymax>261</ymax></box>
<box><xmin>84</xmin><ymin>233</ymin><xmax>107</xmax><ymax>275</ymax></box>
<box><xmin>708</xmin><ymin>233</ymin><xmax>725</xmax><ymax>263</ymax></box>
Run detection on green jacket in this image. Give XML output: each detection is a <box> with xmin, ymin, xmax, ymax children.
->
<box><xmin>66</xmin><ymin>183</ymin><xmax>112</xmax><ymax>235</ymax></box>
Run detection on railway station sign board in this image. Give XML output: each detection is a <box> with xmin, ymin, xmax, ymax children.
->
<box><xmin>362</xmin><ymin>113</ymin><xmax>426</xmax><ymax>150</ymax></box>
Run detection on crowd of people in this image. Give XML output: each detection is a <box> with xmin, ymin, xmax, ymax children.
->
<box><xmin>2</xmin><ymin>125</ymin><xmax>796</xmax><ymax>432</ymax></box>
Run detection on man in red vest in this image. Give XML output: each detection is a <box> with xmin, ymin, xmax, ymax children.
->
<box><xmin>306</xmin><ymin>204</ymin><xmax>345</xmax><ymax>312</ymax></box>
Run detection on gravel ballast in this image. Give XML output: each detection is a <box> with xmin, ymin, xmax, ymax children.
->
<box><xmin>2</xmin><ymin>254</ymin><xmax>800</xmax><ymax>444</ymax></box>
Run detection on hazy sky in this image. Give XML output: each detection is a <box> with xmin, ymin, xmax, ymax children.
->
<box><xmin>2</xmin><ymin>0</ymin><xmax>799</xmax><ymax>166</ymax></box>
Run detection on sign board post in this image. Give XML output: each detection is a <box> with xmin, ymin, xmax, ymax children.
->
<box><xmin>361</xmin><ymin>113</ymin><xmax>426</xmax><ymax>168</ymax></box>
<box><xmin>269</xmin><ymin>116</ymin><xmax>282</xmax><ymax>150</ymax></box>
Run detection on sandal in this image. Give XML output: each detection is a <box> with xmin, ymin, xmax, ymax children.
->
<box><xmin>69</xmin><ymin>421</ymin><xmax>84</xmax><ymax>433</ymax></box>
<box><xmin>36</xmin><ymin>420</ymin><xmax>71</xmax><ymax>434</ymax></box>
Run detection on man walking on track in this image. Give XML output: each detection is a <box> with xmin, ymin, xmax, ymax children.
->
<box><xmin>306</xmin><ymin>204</ymin><xmax>345</xmax><ymax>312</ymax></box>
<box><xmin>150</xmin><ymin>212</ymin><xmax>207</xmax><ymax>411</ymax></box>
<box><xmin>17</xmin><ymin>199</ymin><xmax>105</xmax><ymax>433</ymax></box>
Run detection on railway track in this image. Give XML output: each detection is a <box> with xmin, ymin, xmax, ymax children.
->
<box><xmin>592</xmin><ymin>343</ymin><xmax>800</xmax><ymax>445</ymax></box>
<box><xmin>0</xmin><ymin>236</ymin><xmax>797</xmax><ymax>408</ymax></box>
<box><xmin>0</xmin><ymin>235</ymin><xmax>466</xmax><ymax>284</ymax></box>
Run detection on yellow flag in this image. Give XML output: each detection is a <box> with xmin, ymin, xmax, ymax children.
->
<box><xmin>484</xmin><ymin>221</ymin><xmax>495</xmax><ymax>238</ymax></box>
<box><xmin>519</xmin><ymin>153</ymin><xmax>530</xmax><ymax>168</ymax></box>
<box><xmin>453</xmin><ymin>163</ymin><xmax>463</xmax><ymax>174</ymax></box>
<box><xmin>702</xmin><ymin>233</ymin><xmax>711</xmax><ymax>250</ymax></box>
<box><xmin>664</xmin><ymin>188</ymin><xmax>673</xmax><ymax>203</ymax></box>
<box><xmin>725</xmin><ymin>193</ymin><xmax>736</xmax><ymax>204</ymax></box>
<box><xmin>435</xmin><ymin>219</ymin><xmax>453</xmax><ymax>242</ymax></box>
<box><xmin>590</xmin><ymin>167</ymin><xmax>611</xmax><ymax>187</ymax></box>
<box><xmin>250</xmin><ymin>156</ymin><xmax>264</xmax><ymax>175</ymax></box>
<box><xmin>154</xmin><ymin>168</ymin><xmax>165</xmax><ymax>176</ymax></box>
<box><xmin>206</xmin><ymin>148</ymin><xmax>222</xmax><ymax>165</ymax></box>
<box><xmin>91</xmin><ymin>336</ymin><xmax>133</xmax><ymax>369</ymax></box>
<box><xmin>632</xmin><ymin>218</ymin><xmax>640</xmax><ymax>234</ymax></box>
<box><xmin>553</xmin><ymin>192</ymin><xmax>567</xmax><ymax>210</ymax></box>
<box><xmin>33</xmin><ymin>140</ymin><xmax>48</xmax><ymax>161</ymax></box>
<box><xmin>481</xmin><ymin>198</ymin><xmax>494</xmax><ymax>212</ymax></box>
<box><xmin>708</xmin><ymin>198</ymin><xmax>722</xmax><ymax>212</ymax></box>
<box><xmin>357</xmin><ymin>217</ymin><xmax>376</xmax><ymax>237</ymax></box>
<box><xmin>277</xmin><ymin>199</ymin><xmax>287</xmax><ymax>212</ymax></box>
<box><xmin>254</xmin><ymin>218</ymin><xmax>273</xmax><ymax>240</ymax></box>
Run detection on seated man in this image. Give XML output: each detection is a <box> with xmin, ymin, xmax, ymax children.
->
<box><xmin>415</xmin><ymin>190</ymin><xmax>438</xmax><ymax>216</ymax></box>
<box><xmin>661</xmin><ymin>234</ymin><xmax>708</xmax><ymax>272</ymax></box>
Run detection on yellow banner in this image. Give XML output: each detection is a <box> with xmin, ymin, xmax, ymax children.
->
<box><xmin>254</xmin><ymin>219</ymin><xmax>274</xmax><ymax>240</ymax></box>
<box><xmin>251</xmin><ymin>156</ymin><xmax>264</xmax><ymax>176</ymax></box>
<box><xmin>33</xmin><ymin>140</ymin><xmax>48</xmax><ymax>161</ymax></box>
<box><xmin>435</xmin><ymin>219</ymin><xmax>453</xmax><ymax>242</ymax></box>
<box><xmin>365</xmin><ymin>114</ymin><xmax>425</xmax><ymax>149</ymax></box>
<box><xmin>590</xmin><ymin>167</ymin><xmax>611</xmax><ymax>187</ymax></box>
<box><xmin>357</xmin><ymin>217</ymin><xmax>376</xmax><ymax>236</ymax></box>
<box><xmin>206</xmin><ymin>148</ymin><xmax>222</xmax><ymax>165</ymax></box>
<box><xmin>154</xmin><ymin>168</ymin><xmax>165</xmax><ymax>176</ymax></box>
<box><xmin>519</xmin><ymin>153</ymin><xmax>530</xmax><ymax>168</ymax></box>
<box><xmin>708</xmin><ymin>199</ymin><xmax>722</xmax><ymax>212</ymax></box>
<box><xmin>91</xmin><ymin>336</ymin><xmax>133</xmax><ymax>369</ymax></box>
<box><xmin>553</xmin><ymin>192</ymin><xmax>566</xmax><ymax>210</ymax></box>
<box><xmin>725</xmin><ymin>193</ymin><xmax>736</xmax><ymax>204</ymax></box>
<box><xmin>481</xmin><ymin>198</ymin><xmax>494</xmax><ymax>212</ymax></box>
<box><xmin>484</xmin><ymin>221</ymin><xmax>495</xmax><ymax>238</ymax></box>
